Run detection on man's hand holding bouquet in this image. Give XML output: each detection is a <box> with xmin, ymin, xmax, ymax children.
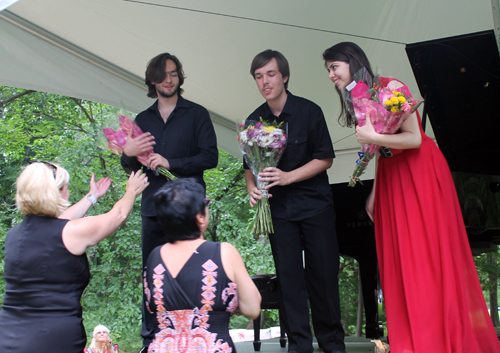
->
<box><xmin>238</xmin><ymin>119</ymin><xmax>287</xmax><ymax>236</ymax></box>
<box><xmin>103</xmin><ymin>115</ymin><xmax>177</xmax><ymax>180</ymax></box>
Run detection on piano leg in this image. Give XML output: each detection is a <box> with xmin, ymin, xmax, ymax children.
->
<box><xmin>253</xmin><ymin>314</ymin><xmax>262</xmax><ymax>351</ymax></box>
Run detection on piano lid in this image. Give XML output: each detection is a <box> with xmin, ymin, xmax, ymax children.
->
<box><xmin>406</xmin><ymin>30</ymin><xmax>500</xmax><ymax>176</ymax></box>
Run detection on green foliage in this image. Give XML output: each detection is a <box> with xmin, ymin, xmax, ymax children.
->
<box><xmin>204</xmin><ymin>151</ymin><xmax>274</xmax><ymax>276</ymax></box>
<box><xmin>338</xmin><ymin>256</ymin><xmax>360</xmax><ymax>336</ymax></box>
<box><xmin>0</xmin><ymin>87</ymin><xmax>276</xmax><ymax>351</ymax></box>
<box><xmin>4</xmin><ymin>86</ymin><xmax>497</xmax><ymax>350</ymax></box>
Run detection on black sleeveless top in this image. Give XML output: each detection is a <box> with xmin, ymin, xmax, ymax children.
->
<box><xmin>0</xmin><ymin>215</ymin><xmax>90</xmax><ymax>352</ymax></box>
<box><xmin>144</xmin><ymin>241</ymin><xmax>239</xmax><ymax>353</ymax></box>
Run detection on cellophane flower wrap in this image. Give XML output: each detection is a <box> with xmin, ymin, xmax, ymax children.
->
<box><xmin>346</xmin><ymin>74</ymin><xmax>422</xmax><ymax>187</ymax></box>
<box><xmin>103</xmin><ymin>115</ymin><xmax>176</xmax><ymax>180</ymax></box>
<box><xmin>238</xmin><ymin>119</ymin><xmax>287</xmax><ymax>236</ymax></box>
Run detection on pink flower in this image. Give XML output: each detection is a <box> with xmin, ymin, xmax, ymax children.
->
<box><xmin>351</xmin><ymin>81</ymin><xmax>372</xmax><ymax>99</ymax></box>
<box><xmin>378</xmin><ymin>89</ymin><xmax>394</xmax><ymax>105</ymax></box>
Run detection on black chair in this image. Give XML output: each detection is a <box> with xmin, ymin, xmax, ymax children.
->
<box><xmin>251</xmin><ymin>274</ymin><xmax>287</xmax><ymax>351</ymax></box>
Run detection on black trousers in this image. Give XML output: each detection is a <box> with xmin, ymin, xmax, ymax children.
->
<box><xmin>270</xmin><ymin>207</ymin><xmax>345</xmax><ymax>353</ymax></box>
<box><xmin>140</xmin><ymin>215</ymin><xmax>167</xmax><ymax>346</ymax></box>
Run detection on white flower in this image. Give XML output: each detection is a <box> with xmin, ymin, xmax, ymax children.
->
<box><xmin>258</xmin><ymin>135</ymin><xmax>272</xmax><ymax>147</ymax></box>
<box><xmin>239</xmin><ymin>131</ymin><xmax>248</xmax><ymax>143</ymax></box>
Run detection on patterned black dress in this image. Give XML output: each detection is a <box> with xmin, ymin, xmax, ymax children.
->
<box><xmin>144</xmin><ymin>241</ymin><xmax>238</xmax><ymax>353</ymax></box>
<box><xmin>0</xmin><ymin>215</ymin><xmax>90</xmax><ymax>352</ymax></box>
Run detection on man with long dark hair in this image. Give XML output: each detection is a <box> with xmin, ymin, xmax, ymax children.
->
<box><xmin>120</xmin><ymin>53</ymin><xmax>218</xmax><ymax>352</ymax></box>
<box><xmin>244</xmin><ymin>49</ymin><xmax>346</xmax><ymax>353</ymax></box>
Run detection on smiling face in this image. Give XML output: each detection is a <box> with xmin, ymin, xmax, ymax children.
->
<box><xmin>153</xmin><ymin>59</ymin><xmax>180</xmax><ymax>98</ymax></box>
<box><xmin>326</xmin><ymin>60</ymin><xmax>352</xmax><ymax>90</ymax></box>
<box><xmin>253</xmin><ymin>58</ymin><xmax>288</xmax><ymax>104</ymax></box>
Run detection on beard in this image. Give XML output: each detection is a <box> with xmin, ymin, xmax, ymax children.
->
<box><xmin>156</xmin><ymin>84</ymin><xmax>178</xmax><ymax>99</ymax></box>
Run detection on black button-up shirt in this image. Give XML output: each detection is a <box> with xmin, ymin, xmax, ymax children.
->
<box><xmin>121</xmin><ymin>96</ymin><xmax>218</xmax><ymax>216</ymax></box>
<box><xmin>244</xmin><ymin>91</ymin><xmax>335</xmax><ymax>221</ymax></box>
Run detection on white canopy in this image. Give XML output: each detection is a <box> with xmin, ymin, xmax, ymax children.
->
<box><xmin>0</xmin><ymin>0</ymin><xmax>496</xmax><ymax>183</ymax></box>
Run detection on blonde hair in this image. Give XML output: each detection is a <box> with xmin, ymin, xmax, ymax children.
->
<box><xmin>15</xmin><ymin>162</ymin><xmax>70</xmax><ymax>217</ymax></box>
<box><xmin>88</xmin><ymin>325</ymin><xmax>111</xmax><ymax>349</ymax></box>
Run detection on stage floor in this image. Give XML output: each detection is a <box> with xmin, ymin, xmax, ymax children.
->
<box><xmin>235</xmin><ymin>336</ymin><xmax>379</xmax><ymax>353</ymax></box>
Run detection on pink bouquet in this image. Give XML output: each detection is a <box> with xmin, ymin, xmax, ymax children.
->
<box><xmin>348</xmin><ymin>79</ymin><xmax>422</xmax><ymax>187</ymax></box>
<box><xmin>238</xmin><ymin>119</ymin><xmax>287</xmax><ymax>236</ymax></box>
<box><xmin>103</xmin><ymin>115</ymin><xmax>176</xmax><ymax>180</ymax></box>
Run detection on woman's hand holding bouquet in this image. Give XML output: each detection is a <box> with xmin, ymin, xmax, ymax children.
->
<box><xmin>347</xmin><ymin>78</ymin><xmax>422</xmax><ymax>186</ymax></box>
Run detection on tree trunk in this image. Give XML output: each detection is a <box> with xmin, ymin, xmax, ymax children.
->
<box><xmin>343</xmin><ymin>283</ymin><xmax>350</xmax><ymax>333</ymax></box>
<box><xmin>488</xmin><ymin>253</ymin><xmax>500</xmax><ymax>327</ymax></box>
<box><xmin>355</xmin><ymin>274</ymin><xmax>364</xmax><ymax>337</ymax></box>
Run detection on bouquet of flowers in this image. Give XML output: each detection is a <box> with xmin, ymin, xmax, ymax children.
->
<box><xmin>103</xmin><ymin>115</ymin><xmax>176</xmax><ymax>180</ymax></box>
<box><xmin>238</xmin><ymin>119</ymin><xmax>287</xmax><ymax>236</ymax></box>
<box><xmin>345</xmin><ymin>71</ymin><xmax>422</xmax><ymax>187</ymax></box>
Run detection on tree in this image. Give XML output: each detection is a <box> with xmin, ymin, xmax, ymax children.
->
<box><xmin>0</xmin><ymin>86</ymin><xmax>277</xmax><ymax>350</ymax></box>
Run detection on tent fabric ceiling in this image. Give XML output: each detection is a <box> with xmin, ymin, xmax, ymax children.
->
<box><xmin>0</xmin><ymin>0</ymin><xmax>495</xmax><ymax>183</ymax></box>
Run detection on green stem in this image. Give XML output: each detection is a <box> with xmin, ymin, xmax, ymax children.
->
<box><xmin>156</xmin><ymin>166</ymin><xmax>177</xmax><ymax>181</ymax></box>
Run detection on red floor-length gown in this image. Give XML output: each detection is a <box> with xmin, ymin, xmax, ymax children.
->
<box><xmin>374</xmin><ymin>78</ymin><xmax>500</xmax><ymax>353</ymax></box>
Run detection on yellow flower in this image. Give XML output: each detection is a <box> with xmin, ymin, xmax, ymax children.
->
<box><xmin>390</xmin><ymin>97</ymin><xmax>399</xmax><ymax>104</ymax></box>
<box><xmin>392</xmin><ymin>91</ymin><xmax>401</xmax><ymax>96</ymax></box>
<box><xmin>384</xmin><ymin>100</ymin><xmax>393</xmax><ymax>106</ymax></box>
<box><xmin>398</xmin><ymin>96</ymin><xmax>406</xmax><ymax>103</ymax></box>
<box><xmin>391</xmin><ymin>106</ymin><xmax>399</xmax><ymax>113</ymax></box>
<box><xmin>262</xmin><ymin>126</ymin><xmax>275</xmax><ymax>133</ymax></box>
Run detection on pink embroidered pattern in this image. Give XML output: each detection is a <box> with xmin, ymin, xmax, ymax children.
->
<box><xmin>201</xmin><ymin>260</ymin><xmax>218</xmax><ymax>311</ymax></box>
<box><xmin>149</xmin><ymin>262</ymin><xmax>233</xmax><ymax>353</ymax></box>
<box><xmin>144</xmin><ymin>267</ymin><xmax>153</xmax><ymax>314</ymax></box>
<box><xmin>221</xmin><ymin>282</ymin><xmax>238</xmax><ymax>314</ymax></box>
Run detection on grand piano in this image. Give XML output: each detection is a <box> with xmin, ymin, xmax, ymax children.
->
<box><xmin>333</xmin><ymin>29</ymin><xmax>500</xmax><ymax>338</ymax></box>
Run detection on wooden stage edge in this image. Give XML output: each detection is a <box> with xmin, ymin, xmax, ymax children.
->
<box><xmin>235</xmin><ymin>336</ymin><xmax>380</xmax><ymax>353</ymax></box>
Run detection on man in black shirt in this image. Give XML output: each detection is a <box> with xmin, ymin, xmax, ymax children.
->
<box><xmin>244</xmin><ymin>50</ymin><xmax>345</xmax><ymax>353</ymax></box>
<box><xmin>120</xmin><ymin>53</ymin><xmax>218</xmax><ymax>351</ymax></box>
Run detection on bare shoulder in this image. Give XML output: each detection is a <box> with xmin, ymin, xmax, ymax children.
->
<box><xmin>386</xmin><ymin>79</ymin><xmax>404</xmax><ymax>90</ymax></box>
<box><xmin>221</xmin><ymin>242</ymin><xmax>240</xmax><ymax>259</ymax></box>
<box><xmin>220</xmin><ymin>242</ymin><xmax>243</xmax><ymax>282</ymax></box>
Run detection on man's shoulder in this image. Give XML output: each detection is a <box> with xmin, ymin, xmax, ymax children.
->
<box><xmin>180</xmin><ymin>97</ymin><xmax>209</xmax><ymax>115</ymax></box>
<box><xmin>290</xmin><ymin>93</ymin><xmax>322</xmax><ymax>111</ymax></box>
<box><xmin>135</xmin><ymin>102</ymin><xmax>157</xmax><ymax>122</ymax></box>
<box><xmin>247</xmin><ymin>101</ymin><xmax>268</xmax><ymax>120</ymax></box>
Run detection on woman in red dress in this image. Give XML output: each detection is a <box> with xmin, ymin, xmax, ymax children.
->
<box><xmin>323</xmin><ymin>42</ymin><xmax>500</xmax><ymax>353</ymax></box>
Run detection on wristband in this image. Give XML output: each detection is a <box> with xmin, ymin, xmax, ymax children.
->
<box><xmin>87</xmin><ymin>194</ymin><xmax>97</xmax><ymax>206</ymax></box>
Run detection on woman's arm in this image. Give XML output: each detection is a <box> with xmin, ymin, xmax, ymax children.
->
<box><xmin>62</xmin><ymin>171</ymin><xmax>148</xmax><ymax>255</ymax></box>
<box><xmin>365</xmin><ymin>155</ymin><xmax>378</xmax><ymax>221</ymax></box>
<box><xmin>58</xmin><ymin>173</ymin><xmax>111</xmax><ymax>220</ymax></box>
<box><xmin>355</xmin><ymin>80</ymin><xmax>422</xmax><ymax>150</ymax></box>
<box><xmin>221</xmin><ymin>242</ymin><xmax>261</xmax><ymax>319</ymax></box>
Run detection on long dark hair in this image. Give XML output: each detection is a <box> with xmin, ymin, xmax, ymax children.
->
<box><xmin>145</xmin><ymin>53</ymin><xmax>185</xmax><ymax>98</ymax></box>
<box><xmin>154</xmin><ymin>178</ymin><xmax>206</xmax><ymax>243</ymax></box>
<box><xmin>322</xmin><ymin>42</ymin><xmax>374</xmax><ymax>127</ymax></box>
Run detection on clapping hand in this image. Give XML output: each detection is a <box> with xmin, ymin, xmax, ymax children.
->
<box><xmin>89</xmin><ymin>173</ymin><xmax>112</xmax><ymax>199</ymax></box>
<box><xmin>126</xmin><ymin>170</ymin><xmax>149</xmax><ymax>197</ymax></box>
<box><xmin>123</xmin><ymin>130</ymin><xmax>155</xmax><ymax>157</ymax></box>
